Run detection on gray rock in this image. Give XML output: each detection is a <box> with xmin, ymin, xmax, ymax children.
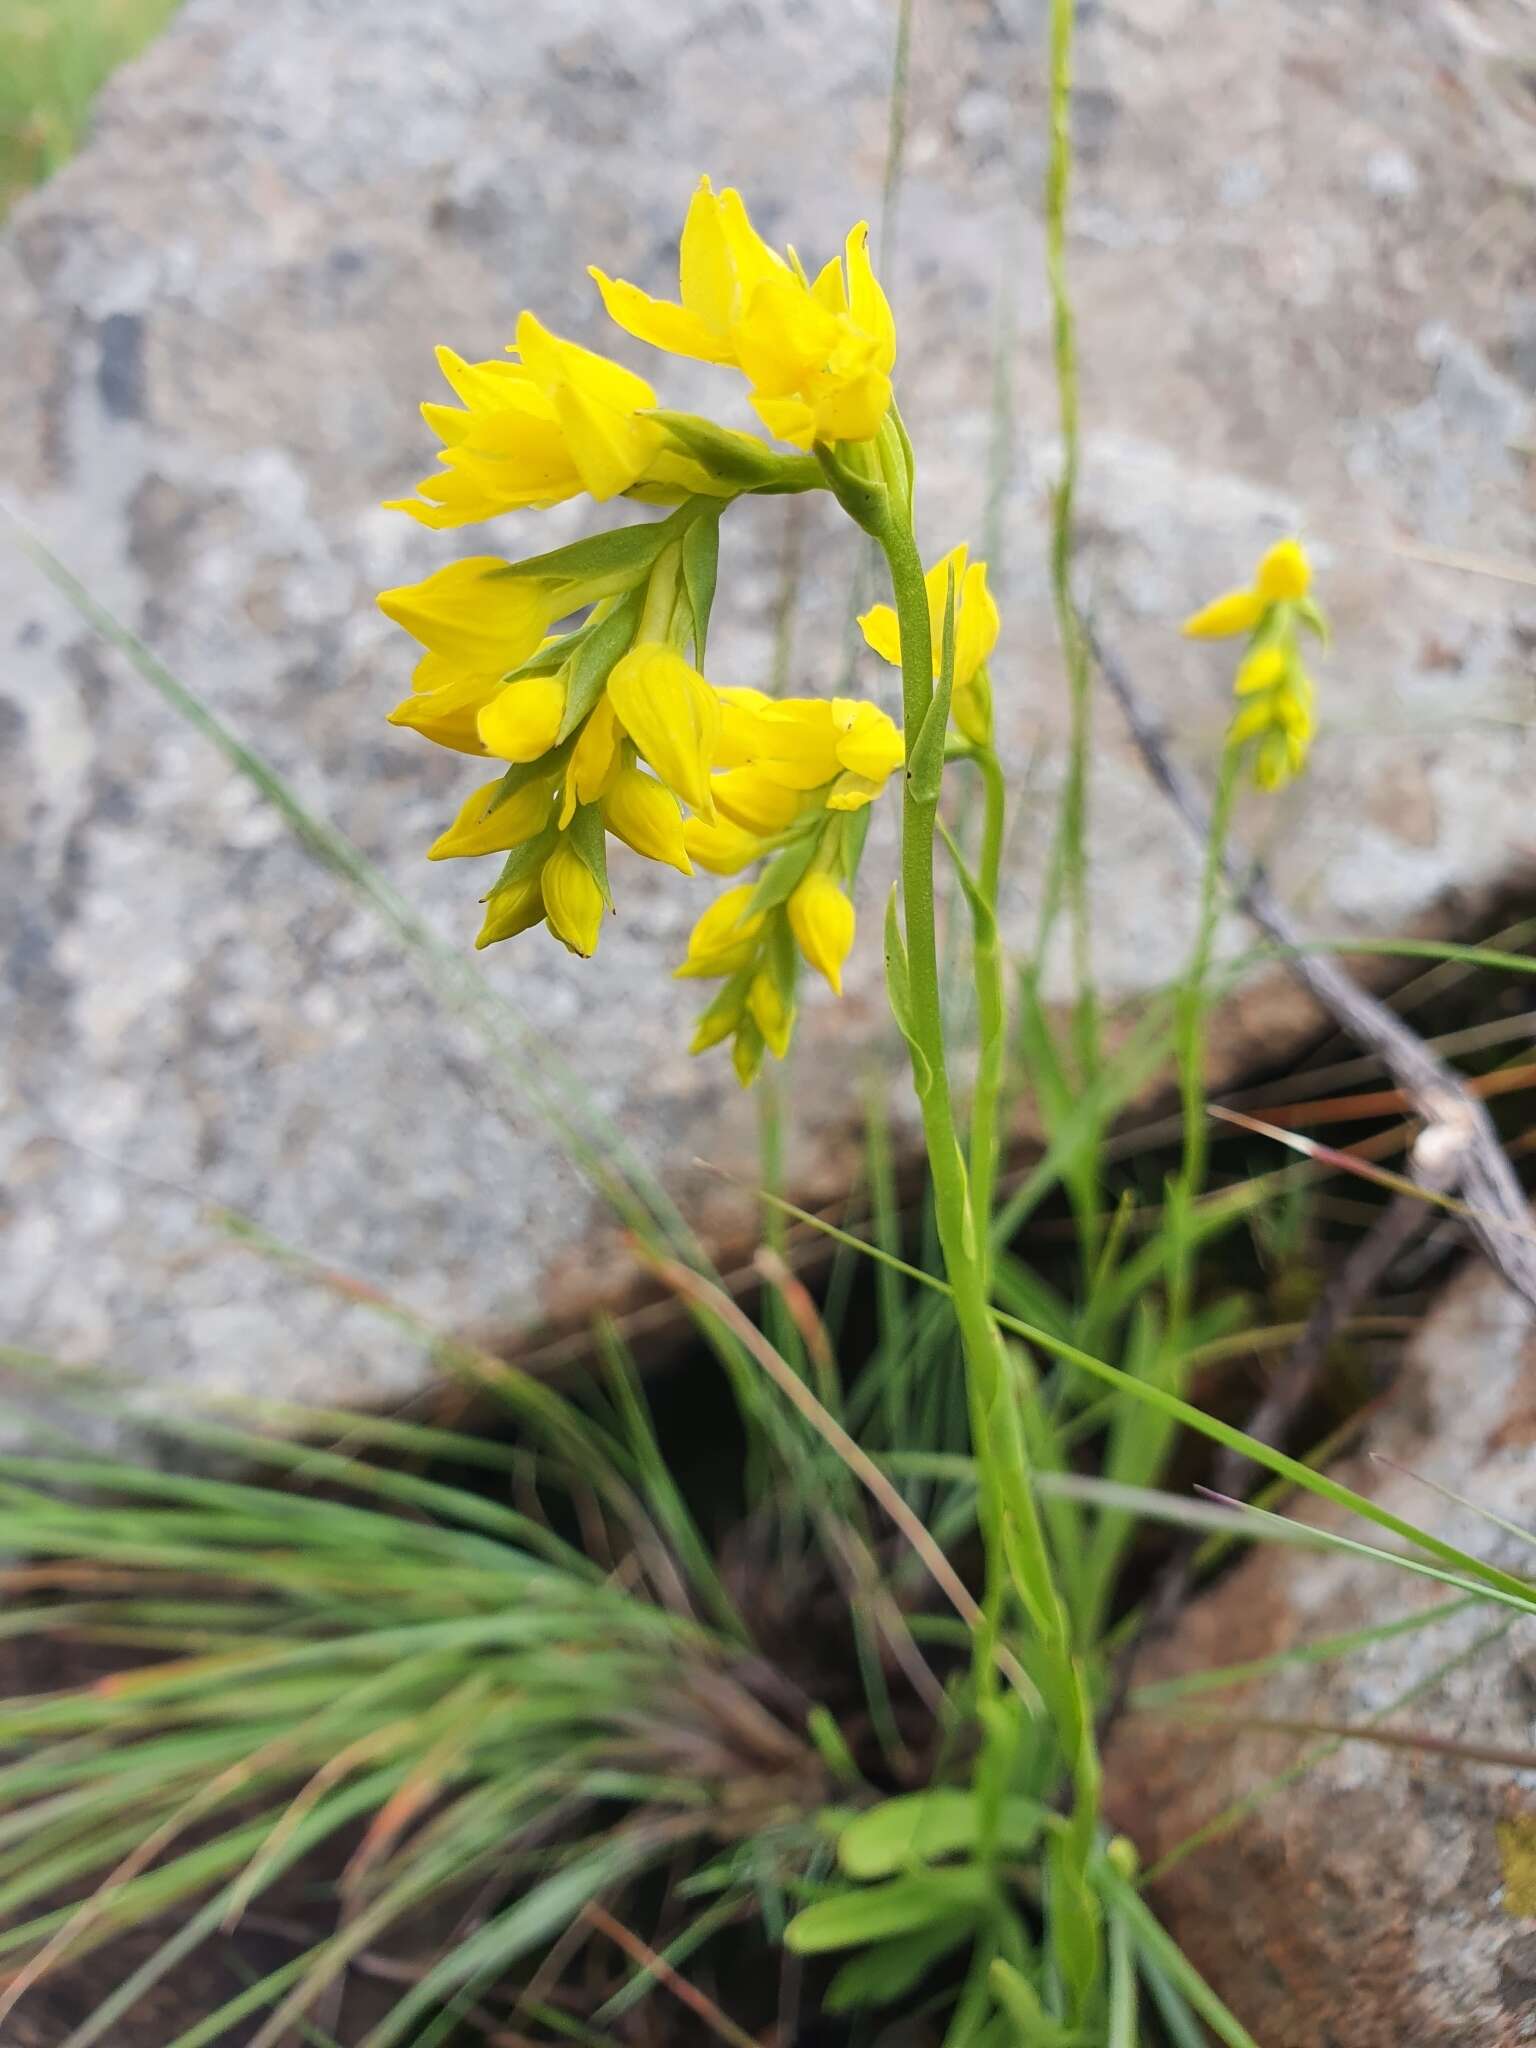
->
<box><xmin>1106</xmin><ymin>1242</ymin><xmax>1536</xmax><ymax>2046</ymax></box>
<box><xmin>3</xmin><ymin>0</ymin><xmax>1535</xmax><ymax>1409</ymax></box>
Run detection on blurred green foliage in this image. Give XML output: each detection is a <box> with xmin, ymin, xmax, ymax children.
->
<box><xmin>0</xmin><ymin>0</ymin><xmax>183</xmax><ymax>215</ymax></box>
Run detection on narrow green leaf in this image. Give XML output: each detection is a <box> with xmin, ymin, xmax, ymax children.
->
<box><xmin>680</xmin><ymin>503</ymin><xmax>723</xmax><ymax>664</ymax></box>
<box><xmin>567</xmin><ymin>801</ymin><xmax>612</xmax><ymax>909</ymax></box>
<box><xmin>488</xmin><ymin>518</ymin><xmax>675</xmax><ymax>587</ymax></box>
<box><xmin>883</xmin><ymin>885</ymin><xmax>933</xmax><ymax>1094</ymax></box>
<box><xmin>825</xmin><ymin>1917</ymin><xmax>975</xmax><ymax>2012</ymax></box>
<box><xmin>748</xmin><ymin>831</ymin><xmax>820</xmax><ymax>916</ymax></box>
<box><xmin>479</xmin><ymin>818</ymin><xmax>557</xmax><ymax>901</ymax></box>
<box><xmin>556</xmin><ymin>591</ymin><xmax>641</xmax><ymax>742</ymax></box>
<box><xmin>837</xmin><ymin>1790</ymin><xmax>1047</xmax><ymax>1879</ymax></box>
<box><xmin>785</xmin><ymin>1868</ymin><xmax>993</xmax><ymax>1954</ymax></box>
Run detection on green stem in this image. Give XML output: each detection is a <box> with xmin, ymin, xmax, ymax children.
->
<box><xmin>1037</xmin><ymin>0</ymin><xmax>1096</xmax><ymax>1084</ymax></box>
<box><xmin>1169</xmin><ymin>750</ymin><xmax>1239</xmax><ymax>1344</ymax></box>
<box><xmin>872</xmin><ymin>434</ymin><xmax>1103</xmax><ymax>2021</ymax></box>
<box><xmin>969</xmin><ymin>743</ymin><xmax>1008</xmax><ymax>1270</ymax></box>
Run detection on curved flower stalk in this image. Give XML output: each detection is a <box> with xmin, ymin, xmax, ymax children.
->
<box><xmin>1183</xmin><ymin>536</ymin><xmax>1327</xmax><ymax>790</ymax></box>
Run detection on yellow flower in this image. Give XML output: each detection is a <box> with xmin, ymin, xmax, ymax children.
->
<box><xmin>710</xmin><ymin>766</ymin><xmax>810</xmax><ymax>837</ymax></box>
<box><xmin>1254</xmin><ymin>538</ymin><xmax>1311</xmax><ymax>604</ymax></box>
<box><xmin>385</xmin><ymin>314</ymin><xmax>666</xmax><ymax>527</ymax></box>
<box><xmin>747</xmin><ymin>968</ymin><xmax>794</xmax><ymax>1060</ymax></box>
<box><xmin>541</xmin><ymin>840</ymin><xmax>606</xmax><ymax>957</ymax></box>
<box><xmin>787</xmin><ymin>872</ymin><xmax>855</xmax><ymax>996</ymax></box>
<box><xmin>675</xmin><ymin>885</ymin><xmax>766</xmax><ymax>979</ymax></box>
<box><xmin>590</xmin><ymin>178</ymin><xmax>787</xmax><ymax>365</ymax></box>
<box><xmin>386</xmin><ymin>654</ymin><xmax>503</xmax><ymax>755</ymax></box>
<box><xmin>683</xmin><ymin>814</ymin><xmax>771</xmax><ymax>875</ymax></box>
<box><xmin>1182</xmin><ymin>537</ymin><xmax>1313</xmax><ymax>639</ymax></box>
<box><xmin>592</xmin><ymin>177</ymin><xmax>896</xmax><ymax>449</ymax></box>
<box><xmin>602</xmin><ymin>766</ymin><xmax>693</xmax><ymax>876</ymax></box>
<box><xmin>606</xmin><ymin>642</ymin><xmax>722</xmax><ymax>820</ymax></box>
<box><xmin>859</xmin><ymin>542</ymin><xmax>999</xmax><ymax>744</ymax></box>
<box><xmin>378</xmin><ymin>556</ymin><xmax>566</xmax><ymax>672</ymax></box>
<box><xmin>559</xmin><ymin>695</ymin><xmax>623</xmax><ymax>825</ymax></box>
<box><xmin>476</xmin><ymin>676</ymin><xmax>566</xmax><ymax>763</ymax></box>
<box><xmin>717</xmin><ymin>695</ymin><xmax>904</xmax><ymax>805</ymax></box>
<box><xmin>428</xmin><ymin>776</ymin><xmax>554</xmax><ymax>860</ymax></box>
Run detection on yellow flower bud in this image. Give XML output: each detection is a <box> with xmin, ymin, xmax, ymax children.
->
<box><xmin>732</xmin><ymin>1017</ymin><xmax>767</xmax><ymax>1088</ymax></box>
<box><xmin>559</xmin><ymin>695</ymin><xmax>622</xmax><ymax>827</ymax></box>
<box><xmin>428</xmin><ymin>776</ymin><xmax>553</xmax><ymax>860</ymax></box>
<box><xmin>1255</xmin><ymin>537</ymin><xmax>1311</xmax><ymax>603</ymax></box>
<box><xmin>1181</xmin><ymin>587</ymin><xmax>1266</xmax><ymax>640</ymax></box>
<box><xmin>683</xmin><ymin>815</ymin><xmax>769</xmax><ymax>875</ymax></box>
<box><xmin>676</xmin><ymin>884</ymin><xmax>766</xmax><ymax>979</ymax></box>
<box><xmin>952</xmin><ymin>671</ymin><xmax>993</xmax><ymax>746</ymax></box>
<box><xmin>606</xmin><ymin>643</ymin><xmax>721</xmax><ymax>820</ymax></box>
<box><xmin>747</xmin><ymin>968</ymin><xmax>795</xmax><ymax>1060</ymax></box>
<box><xmin>1233</xmin><ymin>644</ymin><xmax>1287</xmax><ymax>696</ymax></box>
<box><xmin>787</xmin><ymin>873</ymin><xmax>855</xmax><ymax>996</ymax></box>
<box><xmin>602</xmin><ymin>767</ymin><xmax>692</xmax><ymax>875</ymax></box>
<box><xmin>540</xmin><ymin>841</ymin><xmax>605</xmax><ymax>958</ymax></box>
<box><xmin>476</xmin><ymin>677</ymin><xmax>567</xmax><ymax>763</ymax></box>
<box><xmin>710</xmin><ymin>766</ymin><xmax>808</xmax><ymax>837</ymax></box>
<box><xmin>475</xmin><ymin>864</ymin><xmax>549</xmax><ymax>950</ymax></box>
<box><xmin>690</xmin><ymin>981</ymin><xmax>748</xmax><ymax>1054</ymax></box>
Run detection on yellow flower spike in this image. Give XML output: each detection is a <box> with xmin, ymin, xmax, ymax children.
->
<box><xmin>1180</xmin><ymin>587</ymin><xmax>1267</xmax><ymax>640</ymax></box>
<box><xmin>787</xmin><ymin>873</ymin><xmax>855</xmax><ymax>996</ymax></box>
<box><xmin>475</xmin><ymin>863</ymin><xmax>550</xmax><ymax>950</ymax></box>
<box><xmin>682</xmin><ymin>814</ymin><xmax>770</xmax><ymax>875</ymax></box>
<box><xmin>541</xmin><ymin>841</ymin><xmax>606</xmax><ymax>958</ymax></box>
<box><xmin>675</xmin><ymin>885</ymin><xmax>766</xmax><ymax>979</ymax></box>
<box><xmin>709</xmin><ymin>766</ymin><xmax>809</xmax><ymax>838</ymax></box>
<box><xmin>747</xmin><ymin>969</ymin><xmax>795</xmax><ymax>1061</ymax></box>
<box><xmin>386</xmin><ymin>655</ymin><xmax>502</xmax><ymax>755</ymax></box>
<box><xmin>476</xmin><ymin>676</ymin><xmax>567</xmax><ymax>763</ymax></box>
<box><xmin>428</xmin><ymin>777</ymin><xmax>553</xmax><ymax>861</ymax></box>
<box><xmin>602</xmin><ymin>767</ymin><xmax>693</xmax><ymax>876</ymax></box>
<box><xmin>606</xmin><ymin>643</ymin><xmax>721</xmax><ymax>820</ymax></box>
<box><xmin>378</xmin><ymin>557</ymin><xmax>560</xmax><ymax>672</ymax></box>
<box><xmin>1255</xmin><ymin>537</ymin><xmax>1311</xmax><ymax>603</ymax></box>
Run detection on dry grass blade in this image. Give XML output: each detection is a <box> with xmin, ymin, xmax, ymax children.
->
<box><xmin>580</xmin><ymin>1902</ymin><xmax>763</xmax><ymax>2048</ymax></box>
<box><xmin>1167</xmin><ymin>1710</ymin><xmax>1536</xmax><ymax>1772</ymax></box>
<box><xmin>646</xmin><ymin>1255</ymin><xmax>1039</xmax><ymax>1711</ymax></box>
<box><xmin>1207</xmin><ymin>1105</ymin><xmax>1536</xmax><ymax>1245</ymax></box>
